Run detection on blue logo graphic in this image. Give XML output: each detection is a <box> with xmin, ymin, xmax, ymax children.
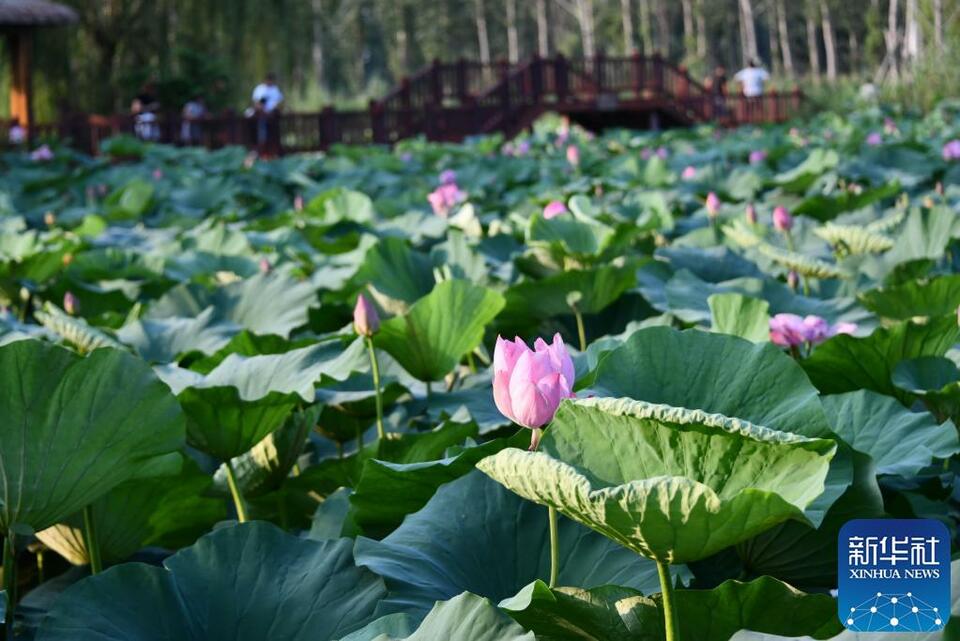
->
<box><xmin>839</xmin><ymin>519</ymin><xmax>950</xmax><ymax>632</ymax></box>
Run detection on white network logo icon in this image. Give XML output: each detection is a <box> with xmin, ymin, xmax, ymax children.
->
<box><xmin>846</xmin><ymin>592</ymin><xmax>943</xmax><ymax>632</ymax></box>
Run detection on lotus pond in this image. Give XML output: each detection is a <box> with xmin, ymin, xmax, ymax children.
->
<box><xmin>3</xmin><ymin>107</ymin><xmax>960</xmax><ymax>640</ymax></box>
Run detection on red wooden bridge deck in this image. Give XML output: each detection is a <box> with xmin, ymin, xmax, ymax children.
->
<box><xmin>26</xmin><ymin>54</ymin><xmax>803</xmax><ymax>155</ymax></box>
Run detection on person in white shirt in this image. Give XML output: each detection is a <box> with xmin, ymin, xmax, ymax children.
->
<box><xmin>733</xmin><ymin>59</ymin><xmax>770</xmax><ymax>98</ymax></box>
<box><xmin>251</xmin><ymin>73</ymin><xmax>284</xmax><ymax>153</ymax></box>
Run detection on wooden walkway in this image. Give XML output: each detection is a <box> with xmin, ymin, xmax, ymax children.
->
<box><xmin>27</xmin><ymin>54</ymin><xmax>803</xmax><ymax>155</ymax></box>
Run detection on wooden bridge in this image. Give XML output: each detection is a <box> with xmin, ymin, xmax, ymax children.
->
<box><xmin>25</xmin><ymin>54</ymin><xmax>804</xmax><ymax>155</ymax></box>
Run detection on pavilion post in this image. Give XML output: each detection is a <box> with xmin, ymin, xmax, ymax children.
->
<box><xmin>7</xmin><ymin>30</ymin><xmax>33</xmax><ymax>130</ymax></box>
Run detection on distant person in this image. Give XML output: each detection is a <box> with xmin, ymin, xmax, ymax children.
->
<box><xmin>131</xmin><ymin>81</ymin><xmax>160</xmax><ymax>141</ymax></box>
<box><xmin>733</xmin><ymin>59</ymin><xmax>770</xmax><ymax>98</ymax></box>
<box><xmin>251</xmin><ymin>73</ymin><xmax>283</xmax><ymax>153</ymax></box>
<box><xmin>711</xmin><ymin>65</ymin><xmax>728</xmax><ymax>116</ymax></box>
<box><xmin>8</xmin><ymin>119</ymin><xmax>26</xmax><ymax>145</ymax></box>
<box><xmin>181</xmin><ymin>95</ymin><xmax>206</xmax><ymax>145</ymax></box>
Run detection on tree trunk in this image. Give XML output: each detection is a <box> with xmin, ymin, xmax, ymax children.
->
<box><xmin>506</xmin><ymin>0</ymin><xmax>519</xmax><ymax>63</ymax></box>
<box><xmin>536</xmin><ymin>0</ymin><xmax>549</xmax><ymax>56</ymax></box>
<box><xmin>639</xmin><ymin>0</ymin><xmax>653</xmax><ymax>55</ymax></box>
<box><xmin>621</xmin><ymin>0</ymin><xmax>636</xmax><ymax>54</ymax></box>
<box><xmin>819</xmin><ymin>0</ymin><xmax>837</xmax><ymax>81</ymax></box>
<box><xmin>311</xmin><ymin>0</ymin><xmax>324</xmax><ymax>88</ymax></box>
<box><xmin>776</xmin><ymin>0</ymin><xmax>794</xmax><ymax>76</ymax></box>
<box><xmin>933</xmin><ymin>0</ymin><xmax>943</xmax><ymax>52</ymax></box>
<box><xmin>848</xmin><ymin>29</ymin><xmax>859</xmax><ymax>73</ymax></box>
<box><xmin>766</xmin><ymin>1</ymin><xmax>780</xmax><ymax>74</ymax></box>
<box><xmin>681</xmin><ymin>0</ymin><xmax>695</xmax><ymax>58</ymax></box>
<box><xmin>654</xmin><ymin>0</ymin><xmax>669</xmax><ymax>56</ymax></box>
<box><xmin>695</xmin><ymin>0</ymin><xmax>707</xmax><ymax>59</ymax></box>
<box><xmin>475</xmin><ymin>0</ymin><xmax>490</xmax><ymax>65</ymax></box>
<box><xmin>902</xmin><ymin>0</ymin><xmax>920</xmax><ymax>69</ymax></box>
<box><xmin>806</xmin><ymin>6</ymin><xmax>821</xmax><ymax>81</ymax></box>
<box><xmin>739</xmin><ymin>0</ymin><xmax>759</xmax><ymax>64</ymax></box>
<box><xmin>576</xmin><ymin>0</ymin><xmax>596</xmax><ymax>58</ymax></box>
<box><xmin>876</xmin><ymin>0</ymin><xmax>899</xmax><ymax>81</ymax></box>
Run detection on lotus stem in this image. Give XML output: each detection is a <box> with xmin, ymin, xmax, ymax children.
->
<box><xmin>572</xmin><ymin>306</ymin><xmax>587</xmax><ymax>352</ymax></box>
<box><xmin>3</xmin><ymin>532</ymin><xmax>15</xmax><ymax>640</ymax></box>
<box><xmin>657</xmin><ymin>560</ymin><xmax>679</xmax><ymax>641</ymax></box>
<box><xmin>82</xmin><ymin>505</ymin><xmax>103</xmax><ymax>575</ymax></box>
<box><xmin>365</xmin><ymin>336</ymin><xmax>386</xmax><ymax>440</ymax></box>
<box><xmin>548</xmin><ymin>505</ymin><xmax>560</xmax><ymax>589</ymax></box>
<box><xmin>224</xmin><ymin>459</ymin><xmax>249</xmax><ymax>523</ymax></box>
<box><xmin>35</xmin><ymin>546</ymin><xmax>44</xmax><ymax>584</ymax></box>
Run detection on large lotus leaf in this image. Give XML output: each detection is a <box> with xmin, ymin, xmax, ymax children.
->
<box><xmin>478</xmin><ymin>398</ymin><xmax>836</xmax><ymax>564</ymax></box>
<box><xmin>801</xmin><ymin>315</ymin><xmax>960</xmax><ymax>402</ymax></box>
<box><xmin>527</xmin><ymin>211</ymin><xmax>616</xmax><ymax>257</ymax></box>
<box><xmin>355</xmin><ymin>471</ymin><xmax>669</xmax><ymax>616</ymax></box>
<box><xmin>709</xmin><ymin>293</ymin><xmax>770</xmax><ymax>342</ymax></box>
<box><xmin>822</xmin><ymin>391</ymin><xmax>959</xmax><ymax>476</ymax></box>
<box><xmin>308</xmin><ymin>187</ymin><xmax>375</xmax><ymax>224</ymax></box>
<box><xmin>589</xmin><ymin>327</ymin><xmax>834</xmax><ymax>438</ymax></box>
<box><xmin>116</xmin><ymin>307</ymin><xmax>238</xmax><ymax>362</ymax></box>
<box><xmin>859</xmin><ymin>275</ymin><xmax>960</xmax><ymax>320</ymax></box>
<box><xmin>794</xmin><ymin>181</ymin><xmax>901</xmax><ymax>222</ymax></box>
<box><xmin>103</xmin><ymin>179</ymin><xmax>155</xmax><ymax>219</ymax></box>
<box><xmin>656</xmin><ymin>246</ymin><xmax>764</xmax><ymax>282</ymax></box>
<box><xmin>0</xmin><ymin>340</ymin><xmax>185</xmax><ymax>532</ymax></box>
<box><xmin>374</xmin><ymin>279</ymin><xmax>505</xmax><ymax>382</ymax></box>
<box><xmin>421</xmin><ymin>387</ymin><xmax>513</xmax><ymax>433</ymax></box>
<box><xmin>348</xmin><ymin>425</ymin><xmax>527</xmax><ymax>536</ymax></box>
<box><xmin>146</xmin><ymin>268</ymin><xmax>317</xmax><ymax>338</ymax></box>
<box><xmin>878</xmin><ymin>206</ymin><xmax>960</xmax><ymax>267</ymax></box>
<box><xmin>354</xmin><ymin>237</ymin><xmax>434</xmax><ymax>306</ymax></box>
<box><xmin>774</xmin><ymin>149</ymin><xmax>839</xmax><ymax>191</ymax></box>
<box><xmin>37</xmin><ymin>461</ymin><xmax>224</xmax><ymax>565</ymax></box>
<box><xmin>159</xmin><ymin>341</ymin><xmax>364</xmax><ymax>459</ymax></box>
<box><xmin>340</xmin><ymin>592</ymin><xmax>533</xmax><ymax>641</ymax></box>
<box><xmin>500</xmin><ymin>263</ymin><xmax>637</xmax><ymax>323</ymax></box>
<box><xmin>35</xmin><ymin>523</ymin><xmax>385</xmax><ymax>641</ymax></box>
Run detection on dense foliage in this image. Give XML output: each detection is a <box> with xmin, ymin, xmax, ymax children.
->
<box><xmin>2</xmin><ymin>104</ymin><xmax>960</xmax><ymax>639</ymax></box>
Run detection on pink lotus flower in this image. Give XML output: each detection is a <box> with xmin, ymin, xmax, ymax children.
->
<box><xmin>749</xmin><ymin>150</ymin><xmax>767</xmax><ymax>164</ymax></box>
<box><xmin>566</xmin><ymin>145</ymin><xmax>580</xmax><ymax>167</ymax></box>
<box><xmin>259</xmin><ymin>258</ymin><xmax>271</xmax><ymax>273</ymax></box>
<box><xmin>63</xmin><ymin>291</ymin><xmax>79</xmax><ymax>315</ymax></box>
<box><xmin>943</xmin><ymin>140</ymin><xmax>960</xmax><ymax>161</ymax></box>
<box><xmin>884</xmin><ymin>117</ymin><xmax>898</xmax><ymax>134</ymax></box>
<box><xmin>30</xmin><ymin>145</ymin><xmax>53</xmax><ymax>162</ymax></box>
<box><xmin>773</xmin><ymin>206</ymin><xmax>793</xmax><ymax>232</ymax></box>
<box><xmin>294</xmin><ymin>194</ymin><xmax>304</xmax><ymax>211</ymax></box>
<box><xmin>705</xmin><ymin>192</ymin><xmax>721</xmax><ymax>218</ymax></box>
<box><xmin>353</xmin><ymin>293</ymin><xmax>380</xmax><ymax>337</ymax></box>
<box><xmin>427</xmin><ymin>183</ymin><xmax>466</xmax><ymax>217</ymax></box>
<box><xmin>543</xmin><ymin>200</ymin><xmax>567</xmax><ymax>219</ymax></box>
<box><xmin>865</xmin><ymin>132</ymin><xmax>882</xmax><ymax>146</ymax></box>
<box><xmin>682</xmin><ymin>166</ymin><xmax>697</xmax><ymax>180</ymax></box>
<box><xmin>516</xmin><ymin>140</ymin><xmax>531</xmax><ymax>156</ymax></box>
<box><xmin>439</xmin><ymin>169</ymin><xmax>457</xmax><ymax>185</ymax></box>
<box><xmin>745</xmin><ymin>203</ymin><xmax>757</xmax><ymax>224</ymax></box>
<box><xmin>769</xmin><ymin>313</ymin><xmax>856</xmax><ymax>348</ymax></box>
<box><xmin>656</xmin><ymin>147</ymin><xmax>669</xmax><ymax>159</ymax></box>
<box><xmin>493</xmin><ymin>334</ymin><xmax>575</xmax><ymax>438</ymax></box>
<box><xmin>787</xmin><ymin>271</ymin><xmax>799</xmax><ymax>289</ymax></box>
<box><xmin>641</xmin><ymin>148</ymin><xmax>652</xmax><ymax>160</ymax></box>
<box><xmin>152</xmin><ymin>169</ymin><xmax>164</xmax><ymax>180</ymax></box>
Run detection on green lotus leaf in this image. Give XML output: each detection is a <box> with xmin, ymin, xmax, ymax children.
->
<box><xmin>478</xmin><ymin>398</ymin><xmax>836</xmax><ymax>564</ymax></box>
<box><xmin>500</xmin><ymin>576</ymin><xmax>842</xmax><ymax>641</ymax></box>
<box><xmin>374</xmin><ymin>279</ymin><xmax>505</xmax><ymax>382</ymax></box>
<box><xmin>35</xmin><ymin>523</ymin><xmax>385</xmax><ymax>641</ymax></box>
<box><xmin>340</xmin><ymin>592</ymin><xmax>533</xmax><ymax>641</ymax></box>
<box><xmin>859</xmin><ymin>275</ymin><xmax>960</xmax><ymax>321</ymax></box>
<box><xmin>527</xmin><ymin>211</ymin><xmax>616</xmax><ymax>257</ymax></box>
<box><xmin>36</xmin><ymin>461</ymin><xmax>224</xmax><ymax>565</ymax></box>
<box><xmin>892</xmin><ymin>356</ymin><xmax>960</xmax><ymax>394</ymax></box>
<box><xmin>801</xmin><ymin>315</ymin><xmax>960</xmax><ymax>402</ymax></box>
<box><xmin>500</xmin><ymin>263</ymin><xmax>637</xmax><ymax>324</ymax></box>
<box><xmin>0</xmin><ymin>340</ymin><xmax>185</xmax><ymax>532</ymax></box>
<box><xmin>354</xmin><ymin>237</ymin><xmax>434</xmax><ymax>306</ymax></box>
<box><xmin>116</xmin><ymin>307</ymin><xmax>238</xmax><ymax>363</ymax></box>
<box><xmin>794</xmin><ymin>181</ymin><xmax>900</xmax><ymax>223</ymax></box>
<box><xmin>822</xmin><ymin>390</ymin><xmax>959</xmax><ymax>476</ymax></box>
<box><xmin>355</xmin><ymin>470</ymin><xmax>670</xmax><ymax>616</ymax></box>
<box><xmin>708</xmin><ymin>293</ymin><xmax>770</xmax><ymax>342</ymax></box>
<box><xmin>103</xmin><ymin>179</ymin><xmax>155</xmax><ymax>220</ymax></box>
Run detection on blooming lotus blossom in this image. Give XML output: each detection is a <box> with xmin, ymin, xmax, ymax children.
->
<box><xmin>681</xmin><ymin>166</ymin><xmax>697</xmax><ymax>180</ymax></box>
<box><xmin>63</xmin><ymin>292</ymin><xmax>79</xmax><ymax>315</ymax></box>
<box><xmin>439</xmin><ymin>169</ymin><xmax>457</xmax><ymax>185</ymax></box>
<box><xmin>566</xmin><ymin>145</ymin><xmax>580</xmax><ymax>167</ymax></box>
<box><xmin>543</xmin><ymin>200</ymin><xmax>567</xmax><ymax>219</ymax></box>
<box><xmin>705</xmin><ymin>192</ymin><xmax>721</xmax><ymax>218</ymax></box>
<box><xmin>427</xmin><ymin>183</ymin><xmax>466</xmax><ymax>217</ymax></box>
<box><xmin>30</xmin><ymin>145</ymin><xmax>53</xmax><ymax>162</ymax></box>
<box><xmin>749</xmin><ymin>150</ymin><xmax>767</xmax><ymax>164</ymax></box>
<box><xmin>353</xmin><ymin>293</ymin><xmax>380</xmax><ymax>337</ymax></box>
<box><xmin>943</xmin><ymin>140</ymin><xmax>960</xmax><ymax>161</ymax></box>
<box><xmin>865</xmin><ymin>132</ymin><xmax>882</xmax><ymax>146</ymax></box>
<box><xmin>769</xmin><ymin>313</ymin><xmax>856</xmax><ymax>348</ymax></box>
<box><xmin>493</xmin><ymin>334</ymin><xmax>575</xmax><ymax>440</ymax></box>
<box><xmin>772</xmin><ymin>205</ymin><xmax>793</xmax><ymax>232</ymax></box>
<box><xmin>745</xmin><ymin>203</ymin><xmax>757</xmax><ymax>224</ymax></box>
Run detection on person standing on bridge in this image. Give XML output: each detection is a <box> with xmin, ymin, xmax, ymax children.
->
<box><xmin>733</xmin><ymin>59</ymin><xmax>770</xmax><ymax>98</ymax></box>
<box><xmin>251</xmin><ymin>72</ymin><xmax>284</xmax><ymax>156</ymax></box>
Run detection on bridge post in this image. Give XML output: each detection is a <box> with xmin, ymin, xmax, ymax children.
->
<box><xmin>631</xmin><ymin>52</ymin><xmax>645</xmax><ymax>97</ymax></box>
<box><xmin>319</xmin><ymin>106</ymin><xmax>336</xmax><ymax>149</ymax></box>
<box><xmin>370</xmin><ymin>99</ymin><xmax>387</xmax><ymax>144</ymax></box>
<box><xmin>530</xmin><ymin>53</ymin><xmax>543</xmax><ymax>101</ymax></box>
<box><xmin>430</xmin><ymin>58</ymin><xmax>443</xmax><ymax>106</ymax></box>
<box><xmin>555</xmin><ymin>54</ymin><xmax>568</xmax><ymax>104</ymax></box>
<box><xmin>400</xmin><ymin>78</ymin><xmax>412</xmax><ymax>137</ymax></box>
<box><xmin>456</xmin><ymin>57</ymin><xmax>469</xmax><ymax>103</ymax></box>
<box><xmin>676</xmin><ymin>64</ymin><xmax>689</xmax><ymax>99</ymax></box>
<box><xmin>595</xmin><ymin>49</ymin><xmax>605</xmax><ymax>93</ymax></box>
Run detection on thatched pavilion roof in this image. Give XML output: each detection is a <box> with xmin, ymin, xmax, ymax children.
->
<box><xmin>0</xmin><ymin>0</ymin><xmax>78</xmax><ymax>27</ymax></box>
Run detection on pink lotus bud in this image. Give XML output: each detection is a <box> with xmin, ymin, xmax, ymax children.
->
<box><xmin>641</xmin><ymin>148</ymin><xmax>652</xmax><ymax>160</ymax></box>
<box><xmin>772</xmin><ymin>206</ymin><xmax>793</xmax><ymax>232</ymax></box>
<box><xmin>353</xmin><ymin>294</ymin><xmax>380</xmax><ymax>337</ymax></box>
<box><xmin>566</xmin><ymin>145</ymin><xmax>580</xmax><ymax>167</ymax></box>
<box><xmin>44</xmin><ymin>211</ymin><xmax>56</xmax><ymax>227</ymax></box>
<box><xmin>543</xmin><ymin>201</ymin><xmax>567</xmax><ymax>219</ymax></box>
<box><xmin>943</xmin><ymin>140</ymin><xmax>960</xmax><ymax>161</ymax></box>
<box><xmin>865</xmin><ymin>132</ymin><xmax>882</xmax><ymax>146</ymax></box>
<box><xmin>745</xmin><ymin>204</ymin><xmax>757</xmax><ymax>224</ymax></box>
<box><xmin>97</xmin><ymin>184</ymin><xmax>109</xmax><ymax>196</ymax></box>
<box><xmin>259</xmin><ymin>258</ymin><xmax>271</xmax><ymax>273</ymax></box>
<box><xmin>439</xmin><ymin>169</ymin><xmax>457</xmax><ymax>185</ymax></box>
<box><xmin>748</xmin><ymin>150</ymin><xmax>767</xmax><ymax>164</ymax></box>
<box><xmin>30</xmin><ymin>145</ymin><xmax>53</xmax><ymax>162</ymax></box>
<box><xmin>427</xmin><ymin>183</ymin><xmax>466</xmax><ymax>217</ymax></box>
<box><xmin>705</xmin><ymin>192</ymin><xmax>721</xmax><ymax>218</ymax></box>
<box><xmin>682</xmin><ymin>166</ymin><xmax>697</xmax><ymax>180</ymax></box>
<box><xmin>152</xmin><ymin>169</ymin><xmax>164</xmax><ymax>180</ymax></box>
<box><xmin>493</xmin><ymin>333</ymin><xmax>575</xmax><ymax>432</ymax></box>
<box><xmin>787</xmin><ymin>271</ymin><xmax>799</xmax><ymax>289</ymax></box>
<box><xmin>294</xmin><ymin>195</ymin><xmax>304</xmax><ymax>211</ymax></box>
<box><xmin>63</xmin><ymin>292</ymin><xmax>79</xmax><ymax>315</ymax></box>
<box><xmin>656</xmin><ymin>147</ymin><xmax>668</xmax><ymax>159</ymax></box>
<box><xmin>884</xmin><ymin>117</ymin><xmax>897</xmax><ymax>134</ymax></box>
